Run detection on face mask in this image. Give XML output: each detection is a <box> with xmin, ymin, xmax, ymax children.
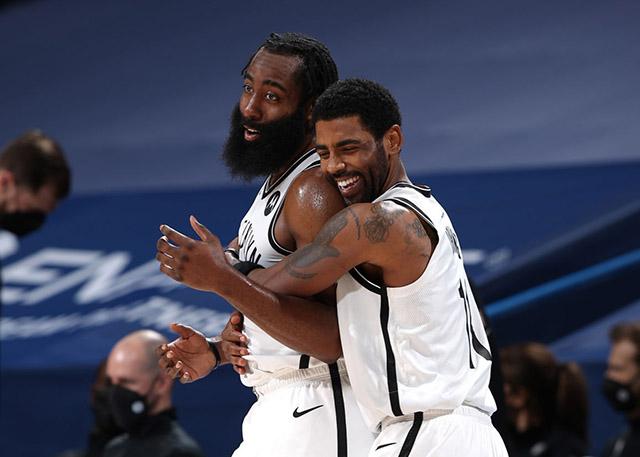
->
<box><xmin>91</xmin><ymin>388</ymin><xmax>122</xmax><ymax>437</ymax></box>
<box><xmin>108</xmin><ymin>384</ymin><xmax>153</xmax><ymax>433</ymax></box>
<box><xmin>0</xmin><ymin>210</ymin><xmax>46</xmax><ymax>236</ymax></box>
<box><xmin>602</xmin><ymin>377</ymin><xmax>639</xmax><ymax>412</ymax></box>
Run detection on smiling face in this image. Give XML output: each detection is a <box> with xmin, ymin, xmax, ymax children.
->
<box><xmin>222</xmin><ymin>49</ymin><xmax>309</xmax><ymax>180</ymax></box>
<box><xmin>315</xmin><ymin>115</ymin><xmax>393</xmax><ymax>205</ymax></box>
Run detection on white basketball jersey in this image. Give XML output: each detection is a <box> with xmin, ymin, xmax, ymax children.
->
<box><xmin>336</xmin><ymin>182</ymin><xmax>496</xmax><ymax>430</ymax></box>
<box><xmin>237</xmin><ymin>149</ymin><xmax>327</xmax><ymax>387</ymax></box>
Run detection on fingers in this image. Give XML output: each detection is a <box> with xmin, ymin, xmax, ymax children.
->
<box><xmin>190</xmin><ymin>215</ymin><xmax>214</xmax><ymax>242</ymax></box>
<box><xmin>222</xmin><ymin>328</ymin><xmax>246</xmax><ymax>345</ymax></box>
<box><xmin>157</xmin><ymin>236</ymin><xmax>180</xmax><ymax>258</ymax></box>
<box><xmin>158</xmin><ymin>347</ymin><xmax>185</xmax><ymax>379</ymax></box>
<box><xmin>159</xmin><ymin>263</ymin><xmax>182</xmax><ymax>282</ymax></box>
<box><xmin>169</xmin><ymin>322</ymin><xmax>196</xmax><ymax>339</ymax></box>
<box><xmin>233</xmin><ymin>363</ymin><xmax>247</xmax><ymax>375</ymax></box>
<box><xmin>229</xmin><ymin>311</ymin><xmax>244</xmax><ymax>329</ymax></box>
<box><xmin>160</xmin><ymin>224</ymin><xmax>194</xmax><ymax>247</ymax></box>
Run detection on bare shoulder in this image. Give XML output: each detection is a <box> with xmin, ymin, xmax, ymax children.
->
<box><xmin>359</xmin><ymin>201</ymin><xmax>433</xmax><ymax>258</ymax></box>
<box><xmin>283</xmin><ymin>167</ymin><xmax>345</xmax><ymax>223</ymax></box>
<box><xmin>281</xmin><ymin>168</ymin><xmax>346</xmax><ymax>247</ymax></box>
<box><xmin>286</xmin><ymin>167</ymin><xmax>343</xmax><ymax>208</ymax></box>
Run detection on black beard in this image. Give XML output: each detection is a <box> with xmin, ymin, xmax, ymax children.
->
<box><xmin>222</xmin><ymin>105</ymin><xmax>307</xmax><ymax>181</ymax></box>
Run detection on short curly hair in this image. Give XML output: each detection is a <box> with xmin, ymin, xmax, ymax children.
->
<box><xmin>312</xmin><ymin>78</ymin><xmax>402</xmax><ymax>141</ymax></box>
<box><xmin>242</xmin><ymin>32</ymin><xmax>338</xmax><ymax>106</ymax></box>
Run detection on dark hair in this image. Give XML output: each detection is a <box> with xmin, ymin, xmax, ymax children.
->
<box><xmin>0</xmin><ymin>130</ymin><xmax>71</xmax><ymax>199</ymax></box>
<box><xmin>243</xmin><ymin>32</ymin><xmax>338</xmax><ymax>105</ymax></box>
<box><xmin>312</xmin><ymin>78</ymin><xmax>402</xmax><ymax>141</ymax></box>
<box><xmin>501</xmin><ymin>342</ymin><xmax>588</xmax><ymax>441</ymax></box>
<box><xmin>610</xmin><ymin>321</ymin><xmax>640</xmax><ymax>367</ymax></box>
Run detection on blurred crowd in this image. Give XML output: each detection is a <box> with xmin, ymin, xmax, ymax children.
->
<box><xmin>51</xmin><ymin>320</ymin><xmax>640</xmax><ymax>457</ymax></box>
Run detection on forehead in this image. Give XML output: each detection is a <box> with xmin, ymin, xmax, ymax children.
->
<box><xmin>245</xmin><ymin>49</ymin><xmax>303</xmax><ymax>93</ymax></box>
<box><xmin>610</xmin><ymin>339</ymin><xmax>638</xmax><ymax>366</ymax></box>
<box><xmin>315</xmin><ymin>116</ymin><xmax>372</xmax><ymax>144</ymax></box>
<box><xmin>106</xmin><ymin>347</ymin><xmax>149</xmax><ymax>381</ymax></box>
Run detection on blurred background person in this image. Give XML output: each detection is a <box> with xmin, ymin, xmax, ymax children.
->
<box><xmin>601</xmin><ymin>321</ymin><xmax>640</xmax><ymax>457</ymax></box>
<box><xmin>103</xmin><ymin>329</ymin><xmax>204</xmax><ymax>457</ymax></box>
<box><xmin>56</xmin><ymin>359</ymin><xmax>123</xmax><ymax>457</ymax></box>
<box><xmin>501</xmin><ymin>342</ymin><xmax>590</xmax><ymax>457</ymax></box>
<box><xmin>0</xmin><ymin>130</ymin><xmax>71</xmax><ymax>238</ymax></box>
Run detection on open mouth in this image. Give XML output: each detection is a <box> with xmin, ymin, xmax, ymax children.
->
<box><xmin>335</xmin><ymin>175</ymin><xmax>362</xmax><ymax>199</ymax></box>
<box><xmin>243</xmin><ymin>125</ymin><xmax>261</xmax><ymax>142</ymax></box>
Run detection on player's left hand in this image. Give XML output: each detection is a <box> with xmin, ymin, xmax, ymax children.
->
<box><xmin>156</xmin><ymin>215</ymin><xmax>229</xmax><ymax>292</ymax></box>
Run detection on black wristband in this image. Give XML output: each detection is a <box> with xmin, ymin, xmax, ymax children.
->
<box><xmin>207</xmin><ymin>338</ymin><xmax>221</xmax><ymax>370</ymax></box>
<box><xmin>233</xmin><ymin>261</ymin><xmax>264</xmax><ymax>276</ymax></box>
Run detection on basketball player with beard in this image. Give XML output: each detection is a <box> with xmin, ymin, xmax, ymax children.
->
<box><xmin>156</xmin><ymin>33</ymin><xmax>373</xmax><ymax>457</ymax></box>
<box><xmin>158</xmin><ymin>79</ymin><xmax>508</xmax><ymax>456</ymax></box>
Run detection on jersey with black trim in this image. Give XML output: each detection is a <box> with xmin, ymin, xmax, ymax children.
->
<box><xmin>336</xmin><ymin>181</ymin><xmax>497</xmax><ymax>430</ymax></box>
<box><xmin>237</xmin><ymin>148</ymin><xmax>326</xmax><ymax>387</ymax></box>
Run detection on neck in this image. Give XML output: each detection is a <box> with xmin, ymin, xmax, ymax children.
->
<box><xmin>269</xmin><ymin>137</ymin><xmax>314</xmax><ymax>183</ymax></box>
<box><xmin>380</xmin><ymin>157</ymin><xmax>409</xmax><ymax>195</ymax></box>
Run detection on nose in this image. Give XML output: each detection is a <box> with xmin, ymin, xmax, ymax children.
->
<box><xmin>326</xmin><ymin>153</ymin><xmax>346</xmax><ymax>175</ymax></box>
<box><xmin>241</xmin><ymin>94</ymin><xmax>261</xmax><ymax>122</ymax></box>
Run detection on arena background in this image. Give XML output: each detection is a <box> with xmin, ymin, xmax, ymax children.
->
<box><xmin>1</xmin><ymin>0</ymin><xmax>639</xmax><ymax>455</ymax></box>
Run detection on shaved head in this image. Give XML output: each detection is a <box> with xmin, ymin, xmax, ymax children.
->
<box><xmin>106</xmin><ymin>329</ymin><xmax>172</xmax><ymax>414</ymax></box>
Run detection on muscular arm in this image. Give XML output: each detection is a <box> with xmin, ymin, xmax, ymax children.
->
<box><xmin>158</xmin><ymin>202</ymin><xmax>431</xmax><ymax>362</ymax></box>
<box><xmin>206</xmin><ymin>202</ymin><xmax>431</xmax><ymax>361</ymax></box>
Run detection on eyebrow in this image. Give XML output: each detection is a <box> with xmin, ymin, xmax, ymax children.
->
<box><xmin>336</xmin><ymin>139</ymin><xmax>361</xmax><ymax>147</ymax></box>
<box><xmin>244</xmin><ymin>72</ymin><xmax>288</xmax><ymax>93</ymax></box>
<box><xmin>315</xmin><ymin>139</ymin><xmax>361</xmax><ymax>150</ymax></box>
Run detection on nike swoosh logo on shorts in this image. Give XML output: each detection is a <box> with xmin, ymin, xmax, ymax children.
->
<box><xmin>375</xmin><ymin>442</ymin><xmax>397</xmax><ymax>450</ymax></box>
<box><xmin>292</xmin><ymin>404</ymin><xmax>324</xmax><ymax>418</ymax></box>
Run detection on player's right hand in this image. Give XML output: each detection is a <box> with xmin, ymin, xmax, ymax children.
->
<box><xmin>157</xmin><ymin>323</ymin><xmax>217</xmax><ymax>383</ymax></box>
<box><xmin>221</xmin><ymin>311</ymin><xmax>250</xmax><ymax>375</ymax></box>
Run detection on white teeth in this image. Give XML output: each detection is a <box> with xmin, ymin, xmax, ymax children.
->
<box><xmin>337</xmin><ymin>176</ymin><xmax>358</xmax><ymax>189</ymax></box>
<box><xmin>244</xmin><ymin>127</ymin><xmax>259</xmax><ymax>134</ymax></box>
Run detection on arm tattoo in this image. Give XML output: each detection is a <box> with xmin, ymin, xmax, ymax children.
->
<box><xmin>407</xmin><ymin>218</ymin><xmax>427</xmax><ymax>239</ymax></box>
<box><xmin>364</xmin><ymin>203</ymin><xmax>400</xmax><ymax>243</ymax></box>
<box><xmin>285</xmin><ymin>210</ymin><xmax>350</xmax><ymax>279</ymax></box>
<box><xmin>404</xmin><ymin>217</ymin><xmax>431</xmax><ymax>257</ymax></box>
<box><xmin>346</xmin><ymin>207</ymin><xmax>361</xmax><ymax>240</ymax></box>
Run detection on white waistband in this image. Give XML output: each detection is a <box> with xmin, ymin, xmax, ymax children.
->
<box><xmin>380</xmin><ymin>404</ymin><xmax>491</xmax><ymax>429</ymax></box>
<box><xmin>252</xmin><ymin>359</ymin><xmax>348</xmax><ymax>396</ymax></box>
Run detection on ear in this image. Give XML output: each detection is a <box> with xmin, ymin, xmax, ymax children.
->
<box><xmin>156</xmin><ymin>371</ymin><xmax>173</xmax><ymax>394</ymax></box>
<box><xmin>383</xmin><ymin>125</ymin><xmax>403</xmax><ymax>157</ymax></box>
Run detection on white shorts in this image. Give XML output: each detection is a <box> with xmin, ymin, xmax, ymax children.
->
<box><xmin>371</xmin><ymin>406</ymin><xmax>508</xmax><ymax>457</ymax></box>
<box><xmin>232</xmin><ymin>361</ymin><xmax>374</xmax><ymax>457</ymax></box>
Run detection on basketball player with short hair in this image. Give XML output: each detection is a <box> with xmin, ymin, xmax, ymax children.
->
<box><xmin>158</xmin><ymin>78</ymin><xmax>508</xmax><ymax>456</ymax></box>
<box><xmin>157</xmin><ymin>34</ymin><xmax>373</xmax><ymax>457</ymax></box>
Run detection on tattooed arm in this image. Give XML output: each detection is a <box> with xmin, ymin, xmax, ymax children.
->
<box><xmin>252</xmin><ymin>200</ymin><xmax>433</xmax><ymax>296</ymax></box>
<box><xmin>158</xmin><ymin>202</ymin><xmax>432</xmax><ymax>362</ymax></box>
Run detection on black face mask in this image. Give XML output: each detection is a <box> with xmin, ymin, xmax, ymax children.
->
<box><xmin>0</xmin><ymin>210</ymin><xmax>46</xmax><ymax>236</ymax></box>
<box><xmin>602</xmin><ymin>377</ymin><xmax>639</xmax><ymax>412</ymax></box>
<box><xmin>108</xmin><ymin>384</ymin><xmax>153</xmax><ymax>433</ymax></box>
<box><xmin>221</xmin><ymin>104</ymin><xmax>307</xmax><ymax>181</ymax></box>
<box><xmin>91</xmin><ymin>388</ymin><xmax>123</xmax><ymax>437</ymax></box>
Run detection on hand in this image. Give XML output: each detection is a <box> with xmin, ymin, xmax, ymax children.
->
<box><xmin>157</xmin><ymin>323</ymin><xmax>217</xmax><ymax>383</ymax></box>
<box><xmin>220</xmin><ymin>311</ymin><xmax>250</xmax><ymax>375</ymax></box>
<box><xmin>156</xmin><ymin>215</ymin><xmax>229</xmax><ymax>292</ymax></box>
